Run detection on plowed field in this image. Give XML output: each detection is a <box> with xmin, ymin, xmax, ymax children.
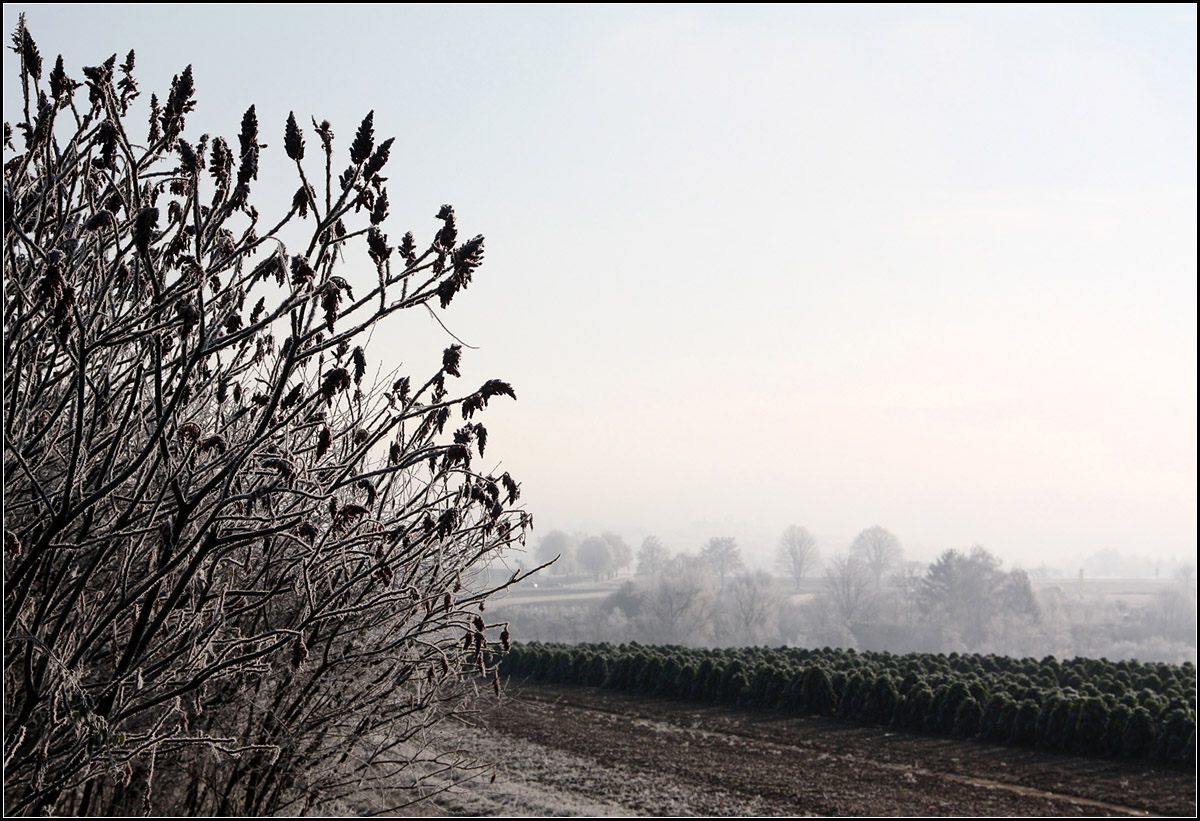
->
<box><xmin>348</xmin><ymin>682</ymin><xmax>1197</xmax><ymax>816</ymax></box>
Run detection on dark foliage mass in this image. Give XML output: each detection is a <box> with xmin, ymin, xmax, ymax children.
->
<box><xmin>3</xmin><ymin>18</ymin><xmax>538</xmax><ymax>816</ymax></box>
<box><xmin>502</xmin><ymin>642</ymin><xmax>1196</xmax><ymax>769</ymax></box>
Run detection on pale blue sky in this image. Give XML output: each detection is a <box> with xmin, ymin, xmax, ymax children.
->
<box><xmin>5</xmin><ymin>4</ymin><xmax>1195</xmax><ymax>571</ymax></box>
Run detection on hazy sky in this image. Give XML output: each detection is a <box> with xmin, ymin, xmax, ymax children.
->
<box><xmin>4</xmin><ymin>4</ymin><xmax>1195</xmax><ymax>572</ymax></box>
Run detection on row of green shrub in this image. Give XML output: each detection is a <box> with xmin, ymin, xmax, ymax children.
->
<box><xmin>500</xmin><ymin>643</ymin><xmax>1195</xmax><ymax>768</ymax></box>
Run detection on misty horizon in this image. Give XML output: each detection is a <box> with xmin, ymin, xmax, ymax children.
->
<box><xmin>4</xmin><ymin>4</ymin><xmax>1194</xmax><ymax>583</ymax></box>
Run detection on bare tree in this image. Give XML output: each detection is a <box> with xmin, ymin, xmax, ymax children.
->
<box><xmin>776</xmin><ymin>525</ymin><xmax>820</xmax><ymax>589</ymax></box>
<box><xmin>636</xmin><ymin>534</ymin><xmax>671</xmax><ymax>576</ymax></box>
<box><xmin>640</xmin><ymin>554</ymin><xmax>715</xmax><ymax>644</ymax></box>
<box><xmin>849</xmin><ymin>525</ymin><xmax>902</xmax><ymax>589</ymax></box>
<box><xmin>890</xmin><ymin>560</ymin><xmax>925</xmax><ymax>624</ymax></box>
<box><xmin>725</xmin><ymin>571</ymin><xmax>780</xmax><ymax>644</ymax></box>
<box><xmin>3</xmin><ymin>20</ymin><xmax>537</xmax><ymax>816</ymax></box>
<box><xmin>700</xmin><ymin>536</ymin><xmax>744</xmax><ymax>588</ymax></box>
<box><xmin>823</xmin><ymin>556</ymin><xmax>879</xmax><ymax>627</ymax></box>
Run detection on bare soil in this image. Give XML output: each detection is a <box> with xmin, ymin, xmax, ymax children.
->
<box><xmin>396</xmin><ymin>681</ymin><xmax>1197</xmax><ymax>817</ymax></box>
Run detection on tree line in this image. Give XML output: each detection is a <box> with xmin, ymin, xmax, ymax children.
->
<box><xmin>514</xmin><ymin>525</ymin><xmax>1193</xmax><ymax>663</ymax></box>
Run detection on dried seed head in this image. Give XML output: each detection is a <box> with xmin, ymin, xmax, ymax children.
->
<box><xmin>117</xmin><ymin>49</ymin><xmax>138</xmax><ymax>112</ymax></box>
<box><xmin>80</xmin><ymin>53</ymin><xmax>116</xmax><ymax>114</ymax></box>
<box><xmin>357</xmin><ymin>478</ymin><xmax>377</xmax><ymax>506</ymax></box>
<box><xmin>332</xmin><ymin>504</ymin><xmax>368</xmax><ymax>536</ymax></box>
<box><xmin>177</xmin><ymin>138</ymin><xmax>201</xmax><ymax>174</ymax></box>
<box><xmin>442</xmin><ymin>344</ymin><xmax>462</xmax><ymax>377</ymax></box>
<box><xmin>284</xmin><ymin>111</ymin><xmax>304</xmax><ymax>161</ymax></box>
<box><xmin>281</xmin><ymin>382</ymin><xmax>303</xmax><ymax>410</ymax></box>
<box><xmin>399</xmin><ymin>231</ymin><xmax>416</xmax><ymax>263</ymax></box>
<box><xmin>293</xmin><ymin>186</ymin><xmax>310</xmax><ymax>218</ymax></box>
<box><xmin>291</xmin><ymin>636</ymin><xmax>308</xmax><ymax>670</ymax></box>
<box><xmin>316</xmin><ymin>425</ymin><xmax>332</xmax><ymax>458</ymax></box>
<box><xmin>37</xmin><ymin>262</ymin><xmax>66</xmax><ymax>305</ymax></box>
<box><xmin>320</xmin><ymin>282</ymin><xmax>341</xmax><ymax>332</ymax></box>
<box><xmin>209</xmin><ymin>136</ymin><xmax>231</xmax><ymax>186</ymax></box>
<box><xmin>350</xmin><ymin>110</ymin><xmax>374</xmax><ymax>165</ymax></box>
<box><xmin>83</xmin><ymin>210</ymin><xmax>116</xmax><ymax>232</ymax></box>
<box><xmin>364</xmin><ymin>136</ymin><xmax>394</xmax><ymax>180</ymax></box>
<box><xmin>16</xmin><ymin>23</ymin><xmax>41</xmax><ymax>80</ymax></box>
<box><xmin>236</xmin><ymin>105</ymin><xmax>259</xmax><ymax>186</ymax></box>
<box><xmin>50</xmin><ymin>54</ymin><xmax>76</xmax><ymax>102</ymax></box>
<box><xmin>452</xmin><ymin>234</ymin><xmax>485</xmax><ymax>279</ymax></box>
<box><xmin>319</xmin><ymin>369</ymin><xmax>350</xmax><ymax>404</ymax></box>
<box><xmin>291</xmin><ymin>255</ymin><xmax>315</xmax><ymax>287</ymax></box>
<box><xmin>500</xmin><ymin>472</ymin><xmax>521</xmax><ymax>505</ymax></box>
<box><xmin>161</xmin><ymin>64</ymin><xmax>195</xmax><ymax>142</ymax></box>
<box><xmin>436</xmin><ymin>507</ymin><xmax>459</xmax><ymax>539</ymax></box>
<box><xmin>367</xmin><ymin>225</ymin><xmax>391</xmax><ymax>265</ymax></box>
<box><xmin>370</xmin><ymin>187</ymin><xmax>389</xmax><ymax>225</ymax></box>
<box><xmin>133</xmin><ymin>206</ymin><xmax>158</xmax><ymax>256</ymax></box>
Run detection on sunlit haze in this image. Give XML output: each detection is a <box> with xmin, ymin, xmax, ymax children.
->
<box><xmin>6</xmin><ymin>4</ymin><xmax>1195</xmax><ymax>573</ymax></box>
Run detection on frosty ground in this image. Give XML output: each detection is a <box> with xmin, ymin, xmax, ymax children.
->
<box><xmin>333</xmin><ymin>682</ymin><xmax>1196</xmax><ymax>817</ymax></box>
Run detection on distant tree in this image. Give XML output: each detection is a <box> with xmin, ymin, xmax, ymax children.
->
<box><xmin>602</xmin><ymin>531</ymin><xmax>633</xmax><ymax>575</ymax></box>
<box><xmin>577</xmin><ymin>535</ymin><xmax>614</xmax><ymax>581</ymax></box>
<box><xmin>890</xmin><ymin>560</ymin><xmax>925</xmax><ymax>624</ymax></box>
<box><xmin>726</xmin><ymin>571</ymin><xmax>780</xmax><ymax>644</ymax></box>
<box><xmin>602</xmin><ymin>580</ymin><xmax>645</xmax><ymax>620</ymax></box>
<box><xmin>536</xmin><ymin>529</ymin><xmax>576</xmax><ymax>575</ymax></box>
<box><xmin>701</xmin><ymin>536</ymin><xmax>744</xmax><ymax>588</ymax></box>
<box><xmin>850</xmin><ymin>526</ymin><xmax>903</xmax><ymax>588</ymax></box>
<box><xmin>919</xmin><ymin>546</ymin><xmax>1040</xmax><ymax>650</ymax></box>
<box><xmin>776</xmin><ymin>525</ymin><xmax>820</xmax><ymax>589</ymax></box>
<box><xmin>920</xmin><ymin>547</ymin><xmax>996</xmax><ymax>645</ymax></box>
<box><xmin>997</xmin><ymin>567</ymin><xmax>1040</xmax><ymax>619</ymax></box>
<box><xmin>823</xmin><ymin>555</ymin><xmax>879</xmax><ymax>626</ymax></box>
<box><xmin>640</xmin><ymin>554</ymin><xmax>715</xmax><ymax>643</ymax></box>
<box><xmin>636</xmin><ymin>535</ymin><xmax>671</xmax><ymax>576</ymax></box>
<box><xmin>1151</xmin><ymin>586</ymin><xmax>1196</xmax><ymax>644</ymax></box>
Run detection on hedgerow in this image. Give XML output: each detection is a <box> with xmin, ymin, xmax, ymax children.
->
<box><xmin>500</xmin><ymin>643</ymin><xmax>1195</xmax><ymax>768</ymax></box>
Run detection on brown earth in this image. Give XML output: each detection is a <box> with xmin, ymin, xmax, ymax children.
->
<box><xmin>367</xmin><ymin>681</ymin><xmax>1197</xmax><ymax>817</ymax></box>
